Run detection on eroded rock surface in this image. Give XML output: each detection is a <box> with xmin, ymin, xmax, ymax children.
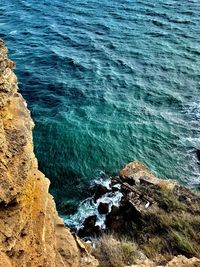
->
<box><xmin>81</xmin><ymin>162</ymin><xmax>200</xmax><ymax>265</ymax></box>
<box><xmin>130</xmin><ymin>255</ymin><xmax>200</xmax><ymax>267</ymax></box>
<box><xmin>0</xmin><ymin>39</ymin><xmax>98</xmax><ymax>267</ymax></box>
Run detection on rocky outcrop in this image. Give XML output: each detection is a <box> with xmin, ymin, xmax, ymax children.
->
<box><xmin>165</xmin><ymin>255</ymin><xmax>200</xmax><ymax>267</ymax></box>
<box><xmin>130</xmin><ymin>256</ymin><xmax>200</xmax><ymax>267</ymax></box>
<box><xmin>81</xmin><ymin>162</ymin><xmax>200</xmax><ymax>265</ymax></box>
<box><xmin>0</xmin><ymin>40</ymin><xmax>98</xmax><ymax>266</ymax></box>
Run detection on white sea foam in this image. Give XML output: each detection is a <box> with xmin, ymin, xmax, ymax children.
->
<box><xmin>9</xmin><ymin>30</ymin><xmax>17</xmax><ymax>35</ymax></box>
<box><xmin>64</xmin><ymin>180</ymin><xmax>123</xmax><ymax>231</ymax></box>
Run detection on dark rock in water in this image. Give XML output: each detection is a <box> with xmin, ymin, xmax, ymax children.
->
<box><xmin>112</xmin><ymin>186</ymin><xmax>120</xmax><ymax>193</ymax></box>
<box><xmin>78</xmin><ymin>215</ymin><xmax>101</xmax><ymax>238</ymax></box>
<box><xmin>120</xmin><ymin>195</ymin><xmax>143</xmax><ymax>222</ymax></box>
<box><xmin>105</xmin><ymin>205</ymin><xmax>122</xmax><ymax>231</ymax></box>
<box><xmin>196</xmin><ymin>149</ymin><xmax>200</xmax><ymax>161</ymax></box>
<box><xmin>94</xmin><ymin>184</ymin><xmax>110</xmax><ymax>202</ymax></box>
<box><xmin>110</xmin><ymin>177</ymin><xmax>121</xmax><ymax>192</ymax></box>
<box><xmin>98</xmin><ymin>202</ymin><xmax>109</xmax><ymax>214</ymax></box>
<box><xmin>110</xmin><ymin>176</ymin><xmax>120</xmax><ymax>186</ymax></box>
<box><xmin>105</xmin><ymin>195</ymin><xmax>142</xmax><ymax>233</ymax></box>
<box><xmin>84</xmin><ymin>215</ymin><xmax>96</xmax><ymax>225</ymax></box>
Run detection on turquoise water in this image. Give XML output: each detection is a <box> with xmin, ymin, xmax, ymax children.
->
<box><xmin>1</xmin><ymin>0</ymin><xmax>200</xmax><ymax>213</ymax></box>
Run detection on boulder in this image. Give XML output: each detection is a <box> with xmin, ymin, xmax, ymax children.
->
<box><xmin>166</xmin><ymin>255</ymin><xmax>200</xmax><ymax>267</ymax></box>
<box><xmin>78</xmin><ymin>215</ymin><xmax>101</xmax><ymax>238</ymax></box>
<box><xmin>119</xmin><ymin>161</ymin><xmax>158</xmax><ymax>186</ymax></box>
<box><xmin>94</xmin><ymin>184</ymin><xmax>110</xmax><ymax>202</ymax></box>
<box><xmin>98</xmin><ymin>202</ymin><xmax>109</xmax><ymax>214</ymax></box>
<box><xmin>105</xmin><ymin>205</ymin><xmax>123</xmax><ymax>231</ymax></box>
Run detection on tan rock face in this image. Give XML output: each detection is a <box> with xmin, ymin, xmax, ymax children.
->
<box><xmin>0</xmin><ymin>39</ymin><xmax>98</xmax><ymax>267</ymax></box>
<box><xmin>129</xmin><ymin>256</ymin><xmax>200</xmax><ymax>267</ymax></box>
<box><xmin>165</xmin><ymin>256</ymin><xmax>200</xmax><ymax>267</ymax></box>
<box><xmin>119</xmin><ymin>161</ymin><xmax>177</xmax><ymax>190</ymax></box>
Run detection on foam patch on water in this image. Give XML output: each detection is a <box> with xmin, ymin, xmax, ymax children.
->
<box><xmin>63</xmin><ymin>178</ymin><xmax>123</xmax><ymax>231</ymax></box>
<box><xmin>95</xmin><ymin>179</ymin><xmax>111</xmax><ymax>190</ymax></box>
<box><xmin>183</xmin><ymin>99</ymin><xmax>200</xmax><ymax>122</ymax></box>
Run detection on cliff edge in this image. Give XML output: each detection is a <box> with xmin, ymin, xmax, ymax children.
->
<box><xmin>0</xmin><ymin>40</ymin><xmax>98</xmax><ymax>267</ymax></box>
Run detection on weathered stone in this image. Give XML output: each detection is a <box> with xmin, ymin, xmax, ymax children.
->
<box><xmin>98</xmin><ymin>202</ymin><xmax>109</xmax><ymax>214</ymax></box>
<box><xmin>166</xmin><ymin>255</ymin><xmax>200</xmax><ymax>267</ymax></box>
<box><xmin>120</xmin><ymin>161</ymin><xmax>177</xmax><ymax>190</ymax></box>
<box><xmin>94</xmin><ymin>184</ymin><xmax>110</xmax><ymax>202</ymax></box>
<box><xmin>119</xmin><ymin>161</ymin><xmax>158</xmax><ymax>186</ymax></box>
<box><xmin>130</xmin><ymin>259</ymin><xmax>156</xmax><ymax>267</ymax></box>
<box><xmin>105</xmin><ymin>205</ymin><xmax>123</xmax><ymax>231</ymax></box>
<box><xmin>78</xmin><ymin>215</ymin><xmax>101</xmax><ymax>238</ymax></box>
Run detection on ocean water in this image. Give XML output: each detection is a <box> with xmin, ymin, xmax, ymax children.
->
<box><xmin>1</xmin><ymin>0</ymin><xmax>200</xmax><ymax>214</ymax></box>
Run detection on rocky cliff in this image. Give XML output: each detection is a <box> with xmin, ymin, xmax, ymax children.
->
<box><xmin>0</xmin><ymin>40</ymin><xmax>98</xmax><ymax>267</ymax></box>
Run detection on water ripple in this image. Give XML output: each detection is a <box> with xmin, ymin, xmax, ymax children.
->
<box><xmin>1</xmin><ymin>0</ymin><xmax>200</xmax><ymax>211</ymax></box>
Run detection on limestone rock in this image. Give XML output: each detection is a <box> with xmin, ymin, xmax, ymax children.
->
<box><xmin>165</xmin><ymin>255</ymin><xmax>200</xmax><ymax>267</ymax></box>
<box><xmin>129</xmin><ymin>259</ymin><xmax>156</xmax><ymax>267</ymax></box>
<box><xmin>127</xmin><ymin>255</ymin><xmax>200</xmax><ymax>267</ymax></box>
<box><xmin>120</xmin><ymin>161</ymin><xmax>176</xmax><ymax>190</ymax></box>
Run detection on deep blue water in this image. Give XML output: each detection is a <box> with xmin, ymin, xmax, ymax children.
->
<box><xmin>1</xmin><ymin>0</ymin><xmax>200</xmax><ymax>213</ymax></box>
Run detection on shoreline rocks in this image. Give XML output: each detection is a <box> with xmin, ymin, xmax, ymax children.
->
<box><xmin>78</xmin><ymin>162</ymin><xmax>200</xmax><ymax>265</ymax></box>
